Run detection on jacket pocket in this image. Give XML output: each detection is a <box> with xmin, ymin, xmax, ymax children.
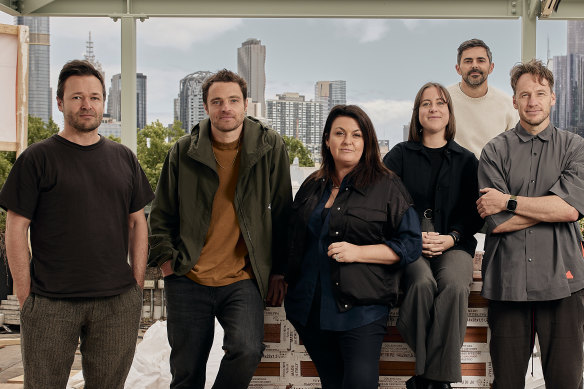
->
<box><xmin>335</xmin><ymin>262</ymin><xmax>402</xmax><ymax>310</ymax></box>
<box><xmin>342</xmin><ymin>207</ymin><xmax>387</xmax><ymax>244</ymax></box>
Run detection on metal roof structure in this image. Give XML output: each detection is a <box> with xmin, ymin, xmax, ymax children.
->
<box><xmin>1</xmin><ymin>0</ymin><xmax>582</xmax><ymax>151</ymax></box>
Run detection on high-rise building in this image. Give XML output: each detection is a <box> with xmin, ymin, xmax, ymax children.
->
<box><xmin>107</xmin><ymin>73</ymin><xmax>147</xmax><ymax>130</ymax></box>
<box><xmin>16</xmin><ymin>16</ymin><xmax>51</xmax><ymax>123</ymax></box>
<box><xmin>314</xmin><ymin>80</ymin><xmax>347</xmax><ymax>123</ymax></box>
<box><xmin>551</xmin><ymin>20</ymin><xmax>584</xmax><ymax>137</ymax></box>
<box><xmin>238</xmin><ymin>39</ymin><xmax>266</xmax><ymax>111</ymax></box>
<box><xmin>329</xmin><ymin>80</ymin><xmax>347</xmax><ymax>109</ymax></box>
<box><xmin>266</xmin><ymin>92</ymin><xmax>324</xmax><ymax>162</ymax></box>
<box><xmin>568</xmin><ymin>20</ymin><xmax>584</xmax><ymax>56</ymax></box>
<box><xmin>314</xmin><ymin>81</ymin><xmax>331</xmax><ymax>125</ymax></box>
<box><xmin>178</xmin><ymin>71</ymin><xmax>213</xmax><ymax>131</ymax></box>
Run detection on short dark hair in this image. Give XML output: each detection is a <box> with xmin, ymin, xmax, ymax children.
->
<box><xmin>315</xmin><ymin>105</ymin><xmax>390</xmax><ymax>188</ymax></box>
<box><xmin>408</xmin><ymin>82</ymin><xmax>456</xmax><ymax>143</ymax></box>
<box><xmin>202</xmin><ymin>69</ymin><xmax>248</xmax><ymax>105</ymax></box>
<box><xmin>57</xmin><ymin>60</ymin><xmax>106</xmax><ymax>100</ymax></box>
<box><xmin>457</xmin><ymin>38</ymin><xmax>493</xmax><ymax>64</ymax></box>
<box><xmin>510</xmin><ymin>59</ymin><xmax>554</xmax><ymax>95</ymax></box>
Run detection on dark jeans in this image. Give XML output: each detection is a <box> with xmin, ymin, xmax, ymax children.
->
<box><xmin>164</xmin><ymin>276</ymin><xmax>265</xmax><ymax>389</ymax></box>
<box><xmin>489</xmin><ymin>289</ymin><xmax>584</xmax><ymax>389</ymax></box>
<box><xmin>290</xmin><ymin>313</ymin><xmax>387</xmax><ymax>389</ymax></box>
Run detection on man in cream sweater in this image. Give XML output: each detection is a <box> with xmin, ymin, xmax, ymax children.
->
<box><xmin>448</xmin><ymin>39</ymin><xmax>518</xmax><ymax>158</ymax></box>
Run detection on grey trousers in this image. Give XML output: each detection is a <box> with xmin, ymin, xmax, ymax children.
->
<box><xmin>397</xmin><ymin>220</ymin><xmax>473</xmax><ymax>382</ymax></box>
<box><xmin>19</xmin><ymin>284</ymin><xmax>143</xmax><ymax>389</ymax></box>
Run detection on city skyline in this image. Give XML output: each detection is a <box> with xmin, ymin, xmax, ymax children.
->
<box><xmin>551</xmin><ymin>20</ymin><xmax>584</xmax><ymax>136</ymax></box>
<box><xmin>0</xmin><ymin>13</ymin><xmax>568</xmax><ymax>146</ymax></box>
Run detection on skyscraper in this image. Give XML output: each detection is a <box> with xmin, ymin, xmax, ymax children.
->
<box><xmin>237</xmin><ymin>39</ymin><xmax>266</xmax><ymax>111</ymax></box>
<box><xmin>178</xmin><ymin>71</ymin><xmax>213</xmax><ymax>131</ymax></box>
<box><xmin>16</xmin><ymin>16</ymin><xmax>51</xmax><ymax>123</ymax></box>
<box><xmin>107</xmin><ymin>73</ymin><xmax>148</xmax><ymax>130</ymax></box>
<box><xmin>266</xmin><ymin>92</ymin><xmax>324</xmax><ymax>161</ymax></box>
<box><xmin>315</xmin><ymin>80</ymin><xmax>347</xmax><ymax>123</ymax></box>
<box><xmin>568</xmin><ymin>20</ymin><xmax>584</xmax><ymax>56</ymax></box>
<box><xmin>551</xmin><ymin>20</ymin><xmax>584</xmax><ymax>136</ymax></box>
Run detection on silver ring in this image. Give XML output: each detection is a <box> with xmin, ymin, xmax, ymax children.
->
<box><xmin>334</xmin><ymin>254</ymin><xmax>339</xmax><ymax>260</ymax></box>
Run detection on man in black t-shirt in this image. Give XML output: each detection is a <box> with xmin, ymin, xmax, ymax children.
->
<box><xmin>0</xmin><ymin>60</ymin><xmax>154</xmax><ymax>389</ymax></box>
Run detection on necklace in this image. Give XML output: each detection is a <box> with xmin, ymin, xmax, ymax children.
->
<box><xmin>212</xmin><ymin>138</ymin><xmax>240</xmax><ymax>169</ymax></box>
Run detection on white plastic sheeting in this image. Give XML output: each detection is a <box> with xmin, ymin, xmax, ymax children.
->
<box><xmin>67</xmin><ymin>319</ymin><xmax>225</xmax><ymax>389</ymax></box>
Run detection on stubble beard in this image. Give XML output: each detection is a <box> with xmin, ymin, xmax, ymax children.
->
<box><xmin>463</xmin><ymin>70</ymin><xmax>487</xmax><ymax>89</ymax></box>
<box><xmin>522</xmin><ymin>112</ymin><xmax>550</xmax><ymax>128</ymax></box>
<box><xmin>211</xmin><ymin>114</ymin><xmax>245</xmax><ymax>134</ymax></box>
<box><xmin>66</xmin><ymin>110</ymin><xmax>102</xmax><ymax>133</ymax></box>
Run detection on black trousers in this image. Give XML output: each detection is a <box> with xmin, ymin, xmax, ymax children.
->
<box><xmin>488</xmin><ymin>289</ymin><xmax>584</xmax><ymax>389</ymax></box>
<box><xmin>289</xmin><ymin>295</ymin><xmax>387</xmax><ymax>389</ymax></box>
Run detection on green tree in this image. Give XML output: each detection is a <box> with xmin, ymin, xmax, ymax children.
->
<box><xmin>283</xmin><ymin>135</ymin><xmax>315</xmax><ymax>167</ymax></box>
<box><xmin>137</xmin><ymin>120</ymin><xmax>184</xmax><ymax>191</ymax></box>
<box><xmin>28</xmin><ymin>116</ymin><xmax>59</xmax><ymax>145</ymax></box>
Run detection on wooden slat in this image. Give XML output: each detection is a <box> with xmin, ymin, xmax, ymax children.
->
<box><xmin>264</xmin><ymin>323</ymin><xmax>281</xmax><ymax>343</ymax></box>
<box><xmin>254</xmin><ymin>362</ymin><xmax>280</xmax><ymax>376</ymax></box>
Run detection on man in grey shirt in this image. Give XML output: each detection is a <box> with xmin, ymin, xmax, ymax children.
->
<box><xmin>477</xmin><ymin>59</ymin><xmax>584</xmax><ymax>388</ymax></box>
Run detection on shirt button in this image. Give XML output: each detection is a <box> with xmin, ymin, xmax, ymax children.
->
<box><xmin>344</xmin><ymin>304</ymin><xmax>349</xmax><ymax>308</ymax></box>
<box><xmin>529</xmin><ymin>230</ymin><xmax>533</xmax><ymax>234</ymax></box>
<box><xmin>335</xmin><ymin>231</ymin><xmax>339</xmax><ymax>235</ymax></box>
<box><xmin>530</xmin><ymin>180</ymin><xmax>535</xmax><ymax>183</ymax></box>
<box><xmin>528</xmin><ymin>258</ymin><xmax>532</xmax><ymax>262</ymax></box>
<box><xmin>345</xmin><ymin>188</ymin><xmax>348</xmax><ymax>191</ymax></box>
<box><xmin>335</xmin><ymin>282</ymin><xmax>339</xmax><ymax>286</ymax></box>
<box><xmin>337</xmin><ymin>207</ymin><xmax>341</xmax><ymax>211</ymax></box>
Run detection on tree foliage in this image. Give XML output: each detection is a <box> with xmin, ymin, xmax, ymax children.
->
<box><xmin>137</xmin><ymin>120</ymin><xmax>184</xmax><ymax>191</ymax></box>
<box><xmin>283</xmin><ymin>135</ymin><xmax>315</xmax><ymax>167</ymax></box>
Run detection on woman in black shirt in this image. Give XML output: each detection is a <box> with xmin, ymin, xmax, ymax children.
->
<box><xmin>383</xmin><ymin>83</ymin><xmax>483</xmax><ymax>389</ymax></box>
<box><xmin>285</xmin><ymin>105</ymin><xmax>422</xmax><ymax>389</ymax></box>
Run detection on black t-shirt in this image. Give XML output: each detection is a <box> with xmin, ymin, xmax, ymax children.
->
<box><xmin>0</xmin><ymin>135</ymin><xmax>154</xmax><ymax>297</ymax></box>
<box><xmin>422</xmin><ymin>144</ymin><xmax>446</xmax><ymax>213</ymax></box>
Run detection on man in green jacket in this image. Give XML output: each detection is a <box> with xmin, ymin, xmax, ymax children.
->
<box><xmin>148</xmin><ymin>69</ymin><xmax>292</xmax><ymax>389</ymax></box>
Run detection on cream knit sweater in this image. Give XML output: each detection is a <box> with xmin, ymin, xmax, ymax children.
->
<box><xmin>447</xmin><ymin>83</ymin><xmax>519</xmax><ymax>159</ymax></box>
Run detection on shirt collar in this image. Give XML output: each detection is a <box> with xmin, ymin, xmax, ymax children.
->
<box><xmin>515</xmin><ymin>122</ymin><xmax>554</xmax><ymax>143</ymax></box>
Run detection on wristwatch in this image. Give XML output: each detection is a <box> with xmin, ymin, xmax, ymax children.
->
<box><xmin>506</xmin><ymin>195</ymin><xmax>518</xmax><ymax>213</ymax></box>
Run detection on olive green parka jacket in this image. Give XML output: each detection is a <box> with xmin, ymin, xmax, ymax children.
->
<box><xmin>147</xmin><ymin>116</ymin><xmax>292</xmax><ymax>299</ymax></box>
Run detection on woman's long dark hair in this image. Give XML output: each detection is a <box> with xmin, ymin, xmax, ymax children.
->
<box><xmin>314</xmin><ymin>105</ymin><xmax>390</xmax><ymax>187</ymax></box>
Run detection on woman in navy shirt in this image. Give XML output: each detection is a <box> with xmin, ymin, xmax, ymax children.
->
<box><xmin>285</xmin><ymin>105</ymin><xmax>422</xmax><ymax>389</ymax></box>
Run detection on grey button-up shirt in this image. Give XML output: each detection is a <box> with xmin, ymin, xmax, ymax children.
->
<box><xmin>478</xmin><ymin>123</ymin><xmax>584</xmax><ymax>301</ymax></box>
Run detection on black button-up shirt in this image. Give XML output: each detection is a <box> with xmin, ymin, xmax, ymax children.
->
<box><xmin>479</xmin><ymin>123</ymin><xmax>584</xmax><ymax>301</ymax></box>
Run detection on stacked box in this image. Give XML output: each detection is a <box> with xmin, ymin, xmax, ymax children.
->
<box><xmin>253</xmin><ymin>279</ymin><xmax>493</xmax><ymax>388</ymax></box>
<box><xmin>0</xmin><ymin>295</ymin><xmax>20</xmax><ymax>325</ymax></box>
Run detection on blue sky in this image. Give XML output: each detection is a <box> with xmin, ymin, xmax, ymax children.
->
<box><xmin>0</xmin><ymin>13</ymin><xmax>567</xmax><ymax>146</ymax></box>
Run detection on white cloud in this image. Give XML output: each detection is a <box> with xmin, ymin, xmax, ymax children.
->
<box><xmin>402</xmin><ymin>19</ymin><xmax>420</xmax><ymax>31</ymax></box>
<box><xmin>355</xmin><ymin>99</ymin><xmax>413</xmax><ymax>143</ymax></box>
<box><xmin>139</xmin><ymin>18</ymin><xmax>242</xmax><ymax>50</ymax></box>
<box><xmin>339</xmin><ymin>20</ymin><xmax>389</xmax><ymax>43</ymax></box>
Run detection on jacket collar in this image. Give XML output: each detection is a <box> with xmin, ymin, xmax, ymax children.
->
<box><xmin>313</xmin><ymin>175</ymin><xmax>367</xmax><ymax>197</ymax></box>
<box><xmin>186</xmin><ymin>116</ymin><xmax>273</xmax><ymax>172</ymax></box>
<box><xmin>514</xmin><ymin>122</ymin><xmax>554</xmax><ymax>143</ymax></box>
